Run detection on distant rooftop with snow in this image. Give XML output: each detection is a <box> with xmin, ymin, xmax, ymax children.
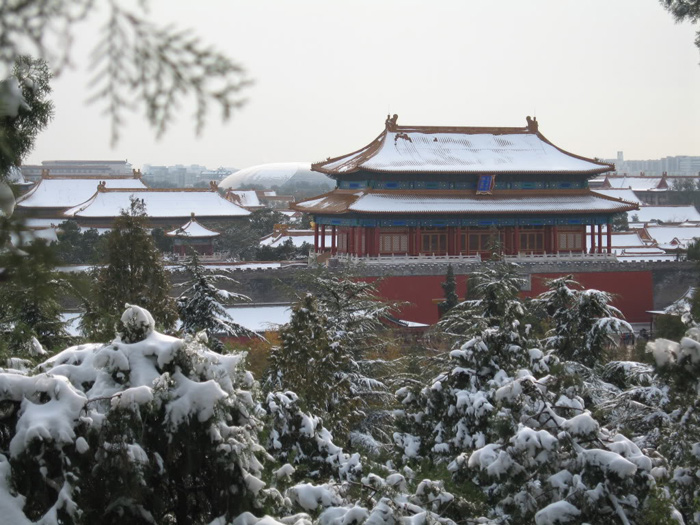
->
<box><xmin>64</xmin><ymin>188</ymin><xmax>250</xmax><ymax>219</ymax></box>
<box><xmin>17</xmin><ymin>176</ymin><xmax>147</xmax><ymax>209</ymax></box>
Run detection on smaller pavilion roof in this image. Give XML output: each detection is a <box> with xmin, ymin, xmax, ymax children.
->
<box><xmin>166</xmin><ymin>215</ymin><xmax>220</xmax><ymax>238</ymax></box>
<box><xmin>64</xmin><ymin>188</ymin><xmax>250</xmax><ymax>219</ymax></box>
<box><xmin>591</xmin><ymin>189</ymin><xmax>642</xmax><ymax>205</ymax></box>
<box><xmin>312</xmin><ymin>115</ymin><xmax>613</xmax><ymax>176</ymax></box>
<box><xmin>295</xmin><ymin>189</ymin><xmax>638</xmax><ymax>216</ymax></box>
<box><xmin>17</xmin><ymin>175</ymin><xmax>147</xmax><ymax>209</ymax></box>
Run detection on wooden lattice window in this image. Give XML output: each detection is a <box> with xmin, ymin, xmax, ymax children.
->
<box><xmin>379</xmin><ymin>229</ymin><xmax>409</xmax><ymax>254</ymax></box>
<box><xmin>519</xmin><ymin>227</ymin><xmax>544</xmax><ymax>252</ymax></box>
<box><xmin>421</xmin><ymin>229</ymin><xmax>447</xmax><ymax>254</ymax></box>
<box><xmin>558</xmin><ymin>226</ymin><xmax>584</xmax><ymax>251</ymax></box>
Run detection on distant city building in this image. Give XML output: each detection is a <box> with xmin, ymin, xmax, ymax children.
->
<box><xmin>601</xmin><ymin>152</ymin><xmax>700</xmax><ymax>176</ymax></box>
<box><xmin>142</xmin><ymin>164</ymin><xmax>234</xmax><ymax>188</ymax></box>
<box><xmin>21</xmin><ymin>160</ymin><xmax>133</xmax><ymax>181</ymax></box>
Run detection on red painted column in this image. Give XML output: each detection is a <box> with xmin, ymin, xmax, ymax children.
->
<box><xmin>447</xmin><ymin>227</ymin><xmax>454</xmax><ymax>255</ymax></box>
<box><xmin>408</xmin><ymin>227</ymin><xmax>414</xmax><ymax>255</ymax></box>
<box><xmin>415</xmin><ymin>227</ymin><xmax>422</xmax><ymax>255</ymax></box>
<box><xmin>553</xmin><ymin>225</ymin><xmax>559</xmax><ymax>253</ymax></box>
<box><xmin>597</xmin><ymin>224</ymin><xmax>603</xmax><ymax>254</ymax></box>
<box><xmin>514</xmin><ymin>226</ymin><xmax>520</xmax><ymax>255</ymax></box>
<box><xmin>590</xmin><ymin>225</ymin><xmax>596</xmax><ymax>253</ymax></box>
<box><xmin>374</xmin><ymin>227</ymin><xmax>381</xmax><ymax>256</ymax></box>
<box><xmin>314</xmin><ymin>223</ymin><xmax>319</xmax><ymax>253</ymax></box>
<box><xmin>456</xmin><ymin>226</ymin><xmax>462</xmax><ymax>254</ymax></box>
<box><xmin>331</xmin><ymin>226</ymin><xmax>337</xmax><ymax>255</ymax></box>
<box><xmin>348</xmin><ymin>226</ymin><xmax>355</xmax><ymax>255</ymax></box>
<box><xmin>357</xmin><ymin>227</ymin><xmax>364</xmax><ymax>257</ymax></box>
<box><xmin>321</xmin><ymin>225</ymin><xmax>326</xmax><ymax>251</ymax></box>
<box><xmin>607</xmin><ymin>224</ymin><xmax>612</xmax><ymax>254</ymax></box>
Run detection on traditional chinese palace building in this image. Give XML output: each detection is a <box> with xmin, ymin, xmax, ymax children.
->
<box><xmin>295</xmin><ymin>116</ymin><xmax>638</xmax><ymax>258</ymax></box>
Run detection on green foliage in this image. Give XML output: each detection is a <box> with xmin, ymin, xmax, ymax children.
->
<box><xmin>218</xmin><ymin>208</ymin><xmax>287</xmax><ymax>260</ymax></box>
<box><xmin>82</xmin><ymin>198</ymin><xmax>177</xmax><ymax>340</ymax></box>
<box><xmin>267</xmin><ymin>294</ymin><xmax>356</xmax><ymax>438</ymax></box>
<box><xmin>0</xmin><ymin>1</ymin><xmax>250</xmax><ymax>146</ymax></box>
<box><xmin>150</xmin><ymin>227</ymin><xmax>173</xmax><ymax>253</ymax></box>
<box><xmin>438</xmin><ymin>264</ymin><xmax>459</xmax><ymax>317</ymax></box>
<box><xmin>612</xmin><ymin>211</ymin><xmax>629</xmax><ymax>232</ymax></box>
<box><xmin>52</xmin><ymin>220</ymin><xmax>106</xmax><ymax>264</ymax></box>
<box><xmin>659</xmin><ymin>0</ymin><xmax>700</xmax><ymax>54</ymax></box>
<box><xmin>654</xmin><ymin>313</ymin><xmax>688</xmax><ymax>340</ymax></box>
<box><xmin>0</xmin><ymin>56</ymin><xmax>53</xmax><ymax>181</ymax></box>
<box><xmin>176</xmin><ymin>249</ymin><xmax>256</xmax><ymax>351</ymax></box>
<box><xmin>0</xmin><ymin>234</ymin><xmax>71</xmax><ymax>358</ymax></box>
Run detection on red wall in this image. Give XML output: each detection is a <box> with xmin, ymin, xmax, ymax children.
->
<box><xmin>375</xmin><ymin>270</ymin><xmax>654</xmax><ymax>325</ymax></box>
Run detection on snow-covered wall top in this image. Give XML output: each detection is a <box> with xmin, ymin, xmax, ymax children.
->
<box><xmin>17</xmin><ymin>177</ymin><xmax>147</xmax><ymax>208</ymax></box>
<box><xmin>313</xmin><ymin>117</ymin><xmax>613</xmax><ymax>176</ymax></box>
<box><xmin>65</xmin><ymin>189</ymin><xmax>250</xmax><ymax>218</ymax></box>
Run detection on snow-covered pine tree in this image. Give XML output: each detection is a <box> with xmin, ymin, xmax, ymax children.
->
<box><xmin>0</xmin><ymin>238</ymin><xmax>70</xmax><ymax>360</ymax></box>
<box><xmin>438</xmin><ymin>264</ymin><xmax>459</xmax><ymax>317</ymax></box>
<box><xmin>82</xmin><ymin>197</ymin><xmax>177</xmax><ymax>340</ymax></box>
<box><xmin>266</xmin><ymin>294</ymin><xmax>356</xmax><ymax>440</ymax></box>
<box><xmin>0</xmin><ymin>304</ymin><xmax>277</xmax><ymax>524</ymax></box>
<box><xmin>535</xmin><ymin>275</ymin><xmax>631</xmax><ymax>366</ymax></box>
<box><xmin>177</xmin><ymin>248</ymin><xmax>258</xmax><ymax>351</ymax></box>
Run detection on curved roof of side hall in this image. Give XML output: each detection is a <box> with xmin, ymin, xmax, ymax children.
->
<box><xmin>312</xmin><ymin>116</ymin><xmax>613</xmax><ymax>177</ymax></box>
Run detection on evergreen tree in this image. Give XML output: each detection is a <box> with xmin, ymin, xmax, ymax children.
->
<box><xmin>0</xmin><ymin>238</ymin><xmax>70</xmax><ymax>359</ymax></box>
<box><xmin>535</xmin><ymin>275</ymin><xmax>631</xmax><ymax>367</ymax></box>
<box><xmin>82</xmin><ymin>197</ymin><xmax>177</xmax><ymax>340</ymax></box>
<box><xmin>0</xmin><ymin>56</ymin><xmax>53</xmax><ymax>183</ymax></box>
<box><xmin>177</xmin><ymin>249</ymin><xmax>257</xmax><ymax>351</ymax></box>
<box><xmin>438</xmin><ymin>264</ymin><xmax>459</xmax><ymax>316</ymax></box>
<box><xmin>266</xmin><ymin>294</ymin><xmax>355</xmax><ymax>438</ymax></box>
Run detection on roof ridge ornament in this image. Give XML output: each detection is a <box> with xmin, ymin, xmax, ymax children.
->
<box><xmin>385</xmin><ymin>113</ymin><xmax>398</xmax><ymax>131</ymax></box>
<box><xmin>526</xmin><ymin>115</ymin><xmax>538</xmax><ymax>132</ymax></box>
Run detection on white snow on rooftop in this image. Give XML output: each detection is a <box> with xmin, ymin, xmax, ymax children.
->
<box><xmin>224</xmin><ymin>305</ymin><xmax>292</xmax><ymax>333</ymax></box>
<box><xmin>65</xmin><ymin>190</ymin><xmax>250</xmax><ymax>219</ymax></box>
<box><xmin>167</xmin><ymin>218</ymin><xmax>220</xmax><ymax>238</ymax></box>
<box><xmin>604</xmin><ymin>177</ymin><xmax>663</xmax><ymax>190</ymax></box>
<box><xmin>628</xmin><ymin>205</ymin><xmax>700</xmax><ymax>224</ymax></box>
<box><xmin>347</xmin><ymin>192</ymin><xmax>632</xmax><ymax>214</ymax></box>
<box><xmin>643</xmin><ymin>225</ymin><xmax>700</xmax><ymax>246</ymax></box>
<box><xmin>17</xmin><ymin>178</ymin><xmax>147</xmax><ymax>208</ymax></box>
<box><xmin>591</xmin><ymin>189</ymin><xmax>642</xmax><ymax>205</ymax></box>
<box><xmin>226</xmin><ymin>190</ymin><xmax>261</xmax><ymax>208</ymax></box>
<box><xmin>325</xmin><ymin>131</ymin><xmax>609</xmax><ymax>174</ymax></box>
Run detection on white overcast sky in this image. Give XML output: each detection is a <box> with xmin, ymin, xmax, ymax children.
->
<box><xmin>25</xmin><ymin>0</ymin><xmax>700</xmax><ymax>170</ymax></box>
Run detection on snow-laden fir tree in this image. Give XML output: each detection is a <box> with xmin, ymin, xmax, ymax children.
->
<box><xmin>82</xmin><ymin>197</ymin><xmax>177</xmax><ymax>340</ymax></box>
<box><xmin>438</xmin><ymin>264</ymin><xmax>459</xmax><ymax>317</ymax></box>
<box><xmin>177</xmin><ymin>248</ymin><xmax>258</xmax><ymax>351</ymax></box>
<box><xmin>535</xmin><ymin>275</ymin><xmax>631</xmax><ymax>366</ymax></box>
<box><xmin>0</xmin><ymin>304</ymin><xmax>278</xmax><ymax>524</ymax></box>
<box><xmin>396</xmin><ymin>264</ymin><xmax>665</xmax><ymax>524</ymax></box>
<box><xmin>0</xmin><ymin>238</ymin><xmax>70</xmax><ymax>360</ymax></box>
<box><xmin>266</xmin><ymin>294</ymin><xmax>357</xmax><ymax>440</ymax></box>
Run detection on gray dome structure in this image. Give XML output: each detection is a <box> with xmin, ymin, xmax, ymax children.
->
<box><xmin>218</xmin><ymin>162</ymin><xmax>333</xmax><ymax>190</ymax></box>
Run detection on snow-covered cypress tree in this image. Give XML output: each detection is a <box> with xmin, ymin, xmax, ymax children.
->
<box><xmin>82</xmin><ymin>197</ymin><xmax>177</xmax><ymax>340</ymax></box>
<box><xmin>177</xmin><ymin>248</ymin><xmax>258</xmax><ymax>351</ymax></box>
<box><xmin>267</xmin><ymin>294</ymin><xmax>356</xmax><ymax>439</ymax></box>
<box><xmin>438</xmin><ymin>264</ymin><xmax>459</xmax><ymax>317</ymax></box>
<box><xmin>0</xmin><ymin>238</ymin><xmax>70</xmax><ymax>359</ymax></box>
<box><xmin>535</xmin><ymin>275</ymin><xmax>631</xmax><ymax>366</ymax></box>
<box><xmin>0</xmin><ymin>304</ymin><xmax>277</xmax><ymax>524</ymax></box>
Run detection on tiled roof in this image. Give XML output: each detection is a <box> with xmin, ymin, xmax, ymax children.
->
<box><xmin>312</xmin><ymin>116</ymin><xmax>612</xmax><ymax>176</ymax></box>
<box><xmin>294</xmin><ymin>189</ymin><xmax>638</xmax><ymax>216</ymax></box>
<box><xmin>166</xmin><ymin>217</ymin><xmax>220</xmax><ymax>238</ymax></box>
<box><xmin>65</xmin><ymin>188</ymin><xmax>250</xmax><ymax>219</ymax></box>
<box><xmin>17</xmin><ymin>177</ymin><xmax>147</xmax><ymax>208</ymax></box>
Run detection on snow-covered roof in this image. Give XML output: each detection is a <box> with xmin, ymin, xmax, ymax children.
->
<box><xmin>167</xmin><ymin>216</ymin><xmax>220</xmax><ymax>238</ymax></box>
<box><xmin>296</xmin><ymin>189</ymin><xmax>637</xmax><ymax>215</ymax></box>
<box><xmin>313</xmin><ymin>116</ymin><xmax>613</xmax><ymax>176</ymax></box>
<box><xmin>627</xmin><ymin>205</ymin><xmax>700</xmax><ymax>225</ymax></box>
<box><xmin>16</xmin><ymin>177</ymin><xmax>147</xmax><ymax>209</ymax></box>
<box><xmin>225</xmin><ymin>190</ymin><xmax>262</xmax><ymax>209</ymax></box>
<box><xmin>603</xmin><ymin>176</ymin><xmax>664</xmax><ymax>191</ymax></box>
<box><xmin>65</xmin><ymin>188</ymin><xmax>251</xmax><ymax>219</ymax></box>
<box><xmin>259</xmin><ymin>229</ymin><xmax>331</xmax><ymax>248</ymax></box>
<box><xmin>591</xmin><ymin>189</ymin><xmax>642</xmax><ymax>205</ymax></box>
<box><xmin>224</xmin><ymin>305</ymin><xmax>292</xmax><ymax>333</ymax></box>
<box><xmin>643</xmin><ymin>225</ymin><xmax>700</xmax><ymax>246</ymax></box>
